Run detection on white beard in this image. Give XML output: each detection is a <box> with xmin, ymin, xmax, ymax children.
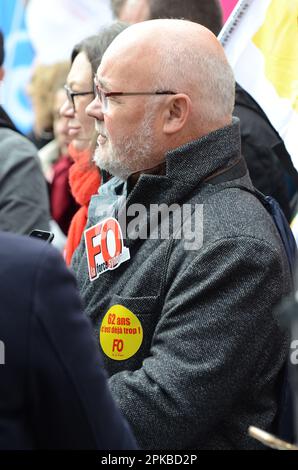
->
<box><xmin>93</xmin><ymin>107</ymin><xmax>158</xmax><ymax>180</ymax></box>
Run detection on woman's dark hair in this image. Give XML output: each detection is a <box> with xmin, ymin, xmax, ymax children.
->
<box><xmin>71</xmin><ymin>21</ymin><xmax>128</xmax><ymax>74</ymax></box>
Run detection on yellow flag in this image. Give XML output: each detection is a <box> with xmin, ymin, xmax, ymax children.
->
<box><xmin>219</xmin><ymin>0</ymin><xmax>298</xmax><ymax>168</ymax></box>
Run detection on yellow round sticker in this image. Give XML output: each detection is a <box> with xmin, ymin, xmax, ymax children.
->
<box><xmin>100</xmin><ymin>304</ymin><xmax>143</xmax><ymax>361</ymax></box>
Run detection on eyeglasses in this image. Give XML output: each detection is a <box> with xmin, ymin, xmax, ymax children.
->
<box><xmin>64</xmin><ymin>84</ymin><xmax>94</xmax><ymax>112</ymax></box>
<box><xmin>93</xmin><ymin>77</ymin><xmax>176</xmax><ymax>113</ymax></box>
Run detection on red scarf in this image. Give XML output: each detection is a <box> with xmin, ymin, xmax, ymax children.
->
<box><xmin>64</xmin><ymin>144</ymin><xmax>101</xmax><ymax>265</ymax></box>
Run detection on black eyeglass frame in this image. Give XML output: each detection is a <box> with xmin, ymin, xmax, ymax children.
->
<box><xmin>93</xmin><ymin>77</ymin><xmax>176</xmax><ymax>111</ymax></box>
<box><xmin>64</xmin><ymin>84</ymin><xmax>94</xmax><ymax>112</ymax></box>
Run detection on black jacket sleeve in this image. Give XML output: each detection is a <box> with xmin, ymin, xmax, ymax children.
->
<box><xmin>27</xmin><ymin>244</ymin><xmax>137</xmax><ymax>450</ymax></box>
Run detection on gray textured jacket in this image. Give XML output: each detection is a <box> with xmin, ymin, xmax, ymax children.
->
<box><xmin>72</xmin><ymin>119</ymin><xmax>291</xmax><ymax>449</ymax></box>
<box><xmin>0</xmin><ymin>127</ymin><xmax>50</xmax><ymax>234</ymax></box>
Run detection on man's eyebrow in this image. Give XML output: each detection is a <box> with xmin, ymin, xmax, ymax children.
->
<box><xmin>95</xmin><ymin>75</ymin><xmax>111</xmax><ymax>91</ymax></box>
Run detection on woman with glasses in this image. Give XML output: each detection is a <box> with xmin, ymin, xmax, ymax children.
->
<box><xmin>60</xmin><ymin>22</ymin><xmax>128</xmax><ymax>265</ymax></box>
<box><xmin>27</xmin><ymin>61</ymin><xmax>79</xmax><ymax>245</ymax></box>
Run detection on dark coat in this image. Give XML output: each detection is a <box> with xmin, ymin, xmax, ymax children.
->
<box><xmin>234</xmin><ymin>84</ymin><xmax>297</xmax><ymax>221</ymax></box>
<box><xmin>72</xmin><ymin>119</ymin><xmax>291</xmax><ymax>449</ymax></box>
<box><xmin>0</xmin><ymin>106</ymin><xmax>50</xmax><ymax>234</ymax></box>
<box><xmin>0</xmin><ymin>231</ymin><xmax>137</xmax><ymax>450</ymax></box>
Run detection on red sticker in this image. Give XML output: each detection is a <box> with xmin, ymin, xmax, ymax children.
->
<box><xmin>84</xmin><ymin>217</ymin><xmax>130</xmax><ymax>281</ymax></box>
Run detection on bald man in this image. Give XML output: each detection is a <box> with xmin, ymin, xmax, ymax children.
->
<box><xmin>71</xmin><ymin>20</ymin><xmax>290</xmax><ymax>449</ymax></box>
<box><xmin>112</xmin><ymin>0</ymin><xmax>294</xmax><ymax>220</ymax></box>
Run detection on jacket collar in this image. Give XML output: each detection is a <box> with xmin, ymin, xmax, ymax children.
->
<box><xmin>126</xmin><ymin>117</ymin><xmax>241</xmax><ymax>207</ymax></box>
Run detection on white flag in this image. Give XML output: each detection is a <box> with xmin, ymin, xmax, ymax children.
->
<box><xmin>219</xmin><ymin>0</ymin><xmax>298</xmax><ymax>168</ymax></box>
<box><xmin>25</xmin><ymin>0</ymin><xmax>113</xmax><ymax>64</ymax></box>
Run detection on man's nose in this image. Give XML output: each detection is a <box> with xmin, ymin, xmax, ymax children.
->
<box><xmin>86</xmin><ymin>97</ymin><xmax>104</xmax><ymax>120</ymax></box>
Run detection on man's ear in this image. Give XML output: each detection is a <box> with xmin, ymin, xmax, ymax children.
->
<box><xmin>162</xmin><ymin>94</ymin><xmax>191</xmax><ymax>135</ymax></box>
<box><xmin>0</xmin><ymin>67</ymin><xmax>4</xmax><ymax>81</ymax></box>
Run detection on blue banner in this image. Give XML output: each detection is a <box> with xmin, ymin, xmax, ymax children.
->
<box><xmin>0</xmin><ymin>0</ymin><xmax>34</xmax><ymax>133</ymax></box>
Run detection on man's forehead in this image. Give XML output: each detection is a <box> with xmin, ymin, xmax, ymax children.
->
<box><xmin>96</xmin><ymin>46</ymin><xmax>155</xmax><ymax>89</ymax></box>
<box><xmin>96</xmin><ymin>60</ymin><xmax>134</xmax><ymax>90</ymax></box>
<box><xmin>95</xmin><ymin>57</ymin><xmax>114</xmax><ymax>90</ymax></box>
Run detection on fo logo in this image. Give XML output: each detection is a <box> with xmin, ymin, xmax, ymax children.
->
<box><xmin>84</xmin><ymin>217</ymin><xmax>130</xmax><ymax>282</ymax></box>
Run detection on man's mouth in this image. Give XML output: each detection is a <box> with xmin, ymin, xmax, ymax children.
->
<box><xmin>97</xmin><ymin>133</ymin><xmax>107</xmax><ymax>145</ymax></box>
<box><xmin>95</xmin><ymin>121</ymin><xmax>107</xmax><ymax>144</ymax></box>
